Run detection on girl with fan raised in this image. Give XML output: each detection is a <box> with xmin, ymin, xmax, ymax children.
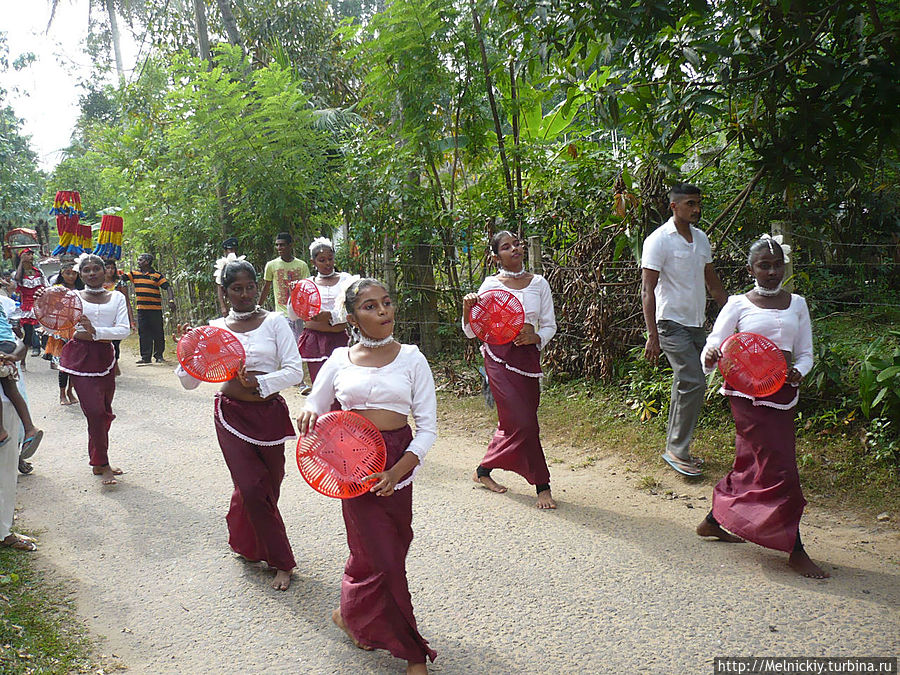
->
<box><xmin>461</xmin><ymin>230</ymin><xmax>558</xmax><ymax>509</ymax></box>
<box><xmin>696</xmin><ymin>236</ymin><xmax>827</xmax><ymax>578</ymax></box>
<box><xmin>294</xmin><ymin>237</ymin><xmax>353</xmax><ymax>384</ymax></box>
<box><xmin>175</xmin><ymin>259</ymin><xmax>303</xmax><ymax>591</ymax></box>
<box><xmin>13</xmin><ymin>247</ymin><xmax>47</xmax><ymax>357</ymax></box>
<box><xmin>297</xmin><ymin>278</ymin><xmax>438</xmax><ymax>674</ymax></box>
<box><xmin>55</xmin><ymin>254</ymin><xmax>130</xmax><ymax>485</ymax></box>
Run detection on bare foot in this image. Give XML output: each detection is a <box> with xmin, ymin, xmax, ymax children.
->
<box><xmin>789</xmin><ymin>549</ymin><xmax>830</xmax><ymax>579</ymax></box>
<box><xmin>407</xmin><ymin>662</ymin><xmax>428</xmax><ymax>674</ymax></box>
<box><xmin>472</xmin><ymin>470</ymin><xmax>507</xmax><ymax>493</ymax></box>
<box><xmin>332</xmin><ymin>609</ymin><xmax>374</xmax><ymax>650</ymax></box>
<box><xmin>92</xmin><ymin>465</ymin><xmax>123</xmax><ymax>484</ymax></box>
<box><xmin>96</xmin><ymin>467</ymin><xmax>117</xmax><ymax>485</ymax></box>
<box><xmin>535</xmin><ymin>489</ymin><xmax>557</xmax><ymax>509</ymax></box>
<box><xmin>696</xmin><ymin>519</ymin><xmax>745</xmax><ymax>543</ymax></box>
<box><xmin>67</xmin><ymin>392</ymin><xmax>78</xmax><ymax>405</ymax></box>
<box><xmin>271</xmin><ymin>569</ymin><xmax>292</xmax><ymax>591</ymax></box>
<box><xmin>59</xmin><ymin>395</ymin><xmax>69</xmax><ymax>405</ymax></box>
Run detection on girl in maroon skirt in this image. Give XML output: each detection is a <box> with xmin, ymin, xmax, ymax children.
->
<box><xmin>697</xmin><ymin>236</ymin><xmax>828</xmax><ymax>578</ymax></box>
<box><xmin>294</xmin><ymin>237</ymin><xmax>352</xmax><ymax>384</ymax></box>
<box><xmin>56</xmin><ymin>254</ymin><xmax>130</xmax><ymax>485</ymax></box>
<box><xmin>297</xmin><ymin>278</ymin><xmax>437</xmax><ymax>674</ymax></box>
<box><xmin>462</xmin><ymin>231</ymin><xmax>558</xmax><ymax>509</ymax></box>
<box><xmin>177</xmin><ymin>260</ymin><xmax>304</xmax><ymax>590</ymax></box>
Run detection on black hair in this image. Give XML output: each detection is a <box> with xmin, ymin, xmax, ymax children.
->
<box><xmin>221</xmin><ymin>260</ymin><xmax>258</xmax><ymax>289</ymax></box>
<box><xmin>104</xmin><ymin>258</ymin><xmax>117</xmax><ymax>270</ymax></box>
<box><xmin>747</xmin><ymin>237</ymin><xmax>785</xmax><ymax>265</ymax></box>
<box><xmin>668</xmin><ymin>183</ymin><xmax>701</xmax><ymax>202</ymax></box>
<box><xmin>344</xmin><ymin>278</ymin><xmax>389</xmax><ymax>315</ymax></box>
<box><xmin>78</xmin><ymin>254</ymin><xmax>106</xmax><ymax>271</ymax></box>
<box><xmin>490</xmin><ymin>230</ymin><xmax>516</xmax><ymax>255</ymax></box>
<box><xmin>275</xmin><ymin>232</ymin><xmax>293</xmax><ymax>244</ymax></box>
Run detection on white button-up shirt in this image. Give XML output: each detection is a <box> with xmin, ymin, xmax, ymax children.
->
<box><xmin>641</xmin><ymin>217</ymin><xmax>712</xmax><ymax>327</ymax></box>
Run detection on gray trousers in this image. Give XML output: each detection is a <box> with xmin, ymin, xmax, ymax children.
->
<box><xmin>657</xmin><ymin>320</ymin><xmax>707</xmax><ymax>461</ymax></box>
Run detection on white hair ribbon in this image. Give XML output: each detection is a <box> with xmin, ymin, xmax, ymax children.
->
<box><xmin>330</xmin><ymin>274</ymin><xmax>361</xmax><ymax>325</ymax></box>
<box><xmin>309</xmin><ymin>237</ymin><xmax>334</xmax><ymax>257</ymax></box>
<box><xmin>760</xmin><ymin>233</ymin><xmax>791</xmax><ymax>263</ymax></box>
<box><xmin>73</xmin><ymin>252</ymin><xmax>92</xmax><ymax>273</ymax></box>
<box><xmin>213</xmin><ymin>252</ymin><xmax>246</xmax><ymax>285</ymax></box>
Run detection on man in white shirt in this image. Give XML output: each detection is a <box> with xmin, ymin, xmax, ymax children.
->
<box><xmin>641</xmin><ymin>183</ymin><xmax>727</xmax><ymax>476</ymax></box>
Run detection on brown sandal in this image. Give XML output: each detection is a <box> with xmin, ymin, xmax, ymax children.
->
<box><xmin>2</xmin><ymin>533</ymin><xmax>37</xmax><ymax>551</ymax></box>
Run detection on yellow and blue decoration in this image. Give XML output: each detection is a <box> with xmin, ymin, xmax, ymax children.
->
<box><xmin>93</xmin><ymin>215</ymin><xmax>123</xmax><ymax>260</ymax></box>
<box><xmin>49</xmin><ymin>190</ymin><xmax>91</xmax><ymax>255</ymax></box>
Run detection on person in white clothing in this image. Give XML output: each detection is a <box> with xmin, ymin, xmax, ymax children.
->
<box><xmin>696</xmin><ymin>236</ymin><xmax>828</xmax><ymax>579</ymax></box>
<box><xmin>0</xmin><ymin>337</ymin><xmax>33</xmax><ymax>551</ymax></box>
<box><xmin>641</xmin><ymin>183</ymin><xmax>727</xmax><ymax>476</ymax></box>
<box><xmin>295</xmin><ymin>237</ymin><xmax>353</xmax><ymax>384</ymax></box>
<box><xmin>177</xmin><ymin>259</ymin><xmax>303</xmax><ymax>591</ymax></box>
<box><xmin>54</xmin><ymin>254</ymin><xmax>131</xmax><ymax>486</ymax></box>
<box><xmin>297</xmin><ymin>277</ymin><xmax>437</xmax><ymax>673</ymax></box>
<box><xmin>462</xmin><ymin>230</ymin><xmax>558</xmax><ymax>509</ymax></box>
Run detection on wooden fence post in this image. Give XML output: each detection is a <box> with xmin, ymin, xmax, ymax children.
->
<box><xmin>527</xmin><ymin>235</ymin><xmax>542</xmax><ymax>275</ymax></box>
<box><xmin>771</xmin><ymin>220</ymin><xmax>794</xmax><ymax>292</ymax></box>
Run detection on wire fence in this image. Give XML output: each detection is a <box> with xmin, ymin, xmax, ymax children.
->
<box><xmin>149</xmin><ymin>234</ymin><xmax>899</xmax><ymax>369</ymax></box>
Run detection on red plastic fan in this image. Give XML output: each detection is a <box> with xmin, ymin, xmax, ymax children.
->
<box><xmin>177</xmin><ymin>325</ymin><xmax>246</xmax><ymax>383</ymax></box>
<box><xmin>34</xmin><ymin>286</ymin><xmax>83</xmax><ymax>331</ymax></box>
<box><xmin>718</xmin><ymin>332</ymin><xmax>788</xmax><ymax>397</ymax></box>
<box><xmin>467</xmin><ymin>289</ymin><xmax>526</xmax><ymax>345</ymax></box>
<box><xmin>290</xmin><ymin>279</ymin><xmax>322</xmax><ymax>321</ymax></box>
<box><xmin>296</xmin><ymin>411</ymin><xmax>387</xmax><ymax>499</ymax></box>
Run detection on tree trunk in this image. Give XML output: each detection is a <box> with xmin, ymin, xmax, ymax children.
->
<box><xmin>105</xmin><ymin>0</ymin><xmax>124</xmax><ymax>80</ymax></box>
<box><xmin>193</xmin><ymin>0</ymin><xmax>211</xmax><ymax>61</ymax></box>
<box><xmin>469</xmin><ymin>0</ymin><xmax>516</xmax><ymax>220</ymax></box>
<box><xmin>215</xmin><ymin>0</ymin><xmax>242</xmax><ymax>49</ymax></box>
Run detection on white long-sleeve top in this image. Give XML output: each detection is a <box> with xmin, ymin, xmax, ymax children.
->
<box><xmin>286</xmin><ymin>272</ymin><xmax>357</xmax><ymax>325</ymax></box>
<box><xmin>303</xmin><ymin>344</ymin><xmax>437</xmax><ymax>490</ymax></box>
<box><xmin>76</xmin><ymin>292</ymin><xmax>130</xmax><ymax>341</ymax></box>
<box><xmin>701</xmin><ymin>294</ymin><xmax>814</xmax><ymax>376</ymax></box>
<box><xmin>176</xmin><ymin>312</ymin><xmax>304</xmax><ymax>397</ymax></box>
<box><xmin>462</xmin><ymin>275</ymin><xmax>557</xmax><ymax>349</ymax></box>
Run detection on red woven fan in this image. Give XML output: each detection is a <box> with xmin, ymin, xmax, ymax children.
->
<box><xmin>290</xmin><ymin>279</ymin><xmax>322</xmax><ymax>321</ymax></box>
<box><xmin>296</xmin><ymin>411</ymin><xmax>387</xmax><ymax>499</ymax></box>
<box><xmin>718</xmin><ymin>332</ymin><xmax>788</xmax><ymax>397</ymax></box>
<box><xmin>467</xmin><ymin>289</ymin><xmax>526</xmax><ymax>345</ymax></box>
<box><xmin>177</xmin><ymin>326</ymin><xmax>245</xmax><ymax>383</ymax></box>
<box><xmin>34</xmin><ymin>287</ymin><xmax>83</xmax><ymax>331</ymax></box>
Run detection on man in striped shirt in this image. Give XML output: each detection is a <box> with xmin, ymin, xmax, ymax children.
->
<box><xmin>125</xmin><ymin>253</ymin><xmax>176</xmax><ymax>364</ymax></box>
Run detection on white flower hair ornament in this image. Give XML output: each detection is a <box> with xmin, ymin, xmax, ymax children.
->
<box><xmin>760</xmin><ymin>233</ymin><xmax>791</xmax><ymax>263</ymax></box>
<box><xmin>73</xmin><ymin>252</ymin><xmax>92</xmax><ymax>273</ymax></box>
<box><xmin>309</xmin><ymin>237</ymin><xmax>334</xmax><ymax>257</ymax></box>
<box><xmin>330</xmin><ymin>274</ymin><xmax>361</xmax><ymax>325</ymax></box>
<box><xmin>213</xmin><ymin>252</ymin><xmax>246</xmax><ymax>285</ymax></box>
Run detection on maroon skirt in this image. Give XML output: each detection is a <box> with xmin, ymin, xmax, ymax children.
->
<box><xmin>479</xmin><ymin>342</ymin><xmax>550</xmax><ymax>485</ymax></box>
<box><xmin>298</xmin><ymin>328</ymin><xmax>349</xmax><ymax>383</ymax></box>
<box><xmin>59</xmin><ymin>340</ymin><xmax>116</xmax><ymax>376</ymax></box>
<box><xmin>712</xmin><ymin>384</ymin><xmax>806</xmax><ymax>553</ymax></box>
<box><xmin>214</xmin><ymin>394</ymin><xmax>297</xmax><ymax>571</ymax></box>
<box><xmin>340</xmin><ymin>425</ymin><xmax>436</xmax><ymax>663</ymax></box>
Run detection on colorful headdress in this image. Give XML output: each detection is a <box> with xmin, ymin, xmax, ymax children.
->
<box><xmin>93</xmin><ymin>215</ymin><xmax>124</xmax><ymax>260</ymax></box>
<box><xmin>330</xmin><ymin>274</ymin><xmax>361</xmax><ymax>325</ymax></box>
<box><xmin>49</xmin><ymin>190</ymin><xmax>90</xmax><ymax>255</ymax></box>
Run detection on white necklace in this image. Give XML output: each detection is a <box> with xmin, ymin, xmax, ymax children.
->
<box><xmin>357</xmin><ymin>332</ymin><xmax>394</xmax><ymax>348</ymax></box>
<box><xmin>316</xmin><ymin>271</ymin><xmax>337</xmax><ymax>280</ymax></box>
<box><xmin>753</xmin><ymin>281</ymin><xmax>783</xmax><ymax>297</ymax></box>
<box><xmin>83</xmin><ymin>286</ymin><xmax>107</xmax><ymax>295</ymax></box>
<box><xmin>229</xmin><ymin>305</ymin><xmax>263</xmax><ymax>321</ymax></box>
<box><xmin>498</xmin><ymin>267</ymin><xmax>527</xmax><ymax>278</ymax></box>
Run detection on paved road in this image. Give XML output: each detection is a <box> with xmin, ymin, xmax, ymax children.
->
<box><xmin>14</xmin><ymin>353</ymin><xmax>900</xmax><ymax>674</ymax></box>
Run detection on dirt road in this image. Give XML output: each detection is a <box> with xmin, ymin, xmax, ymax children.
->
<box><xmin>14</xmin><ymin>352</ymin><xmax>900</xmax><ymax>673</ymax></box>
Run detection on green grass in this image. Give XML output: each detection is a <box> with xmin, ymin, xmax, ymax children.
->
<box><xmin>438</xmin><ymin>375</ymin><xmax>899</xmax><ymax>518</ymax></box>
<box><xmin>0</xmin><ymin>543</ymin><xmax>97</xmax><ymax>674</ymax></box>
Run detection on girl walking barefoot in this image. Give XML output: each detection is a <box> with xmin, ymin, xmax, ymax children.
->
<box><xmin>297</xmin><ymin>278</ymin><xmax>437</xmax><ymax>674</ymax></box>
<box><xmin>462</xmin><ymin>231</ymin><xmax>558</xmax><ymax>509</ymax></box>
<box><xmin>697</xmin><ymin>236</ymin><xmax>828</xmax><ymax>579</ymax></box>
<box><xmin>176</xmin><ymin>260</ymin><xmax>303</xmax><ymax>591</ymax></box>
<box><xmin>56</xmin><ymin>254</ymin><xmax>130</xmax><ymax>485</ymax></box>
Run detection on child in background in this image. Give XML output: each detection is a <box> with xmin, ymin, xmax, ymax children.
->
<box><xmin>0</xmin><ymin>297</ymin><xmax>43</xmax><ymax>456</ymax></box>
